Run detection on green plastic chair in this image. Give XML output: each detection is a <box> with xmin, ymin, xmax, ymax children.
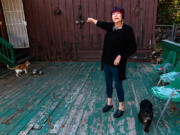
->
<box><xmin>153</xmin><ymin>51</ymin><xmax>176</xmax><ymax>73</ymax></box>
<box><xmin>151</xmin><ymin>76</ymin><xmax>180</xmax><ymax>127</ymax></box>
<box><xmin>157</xmin><ymin>60</ymin><xmax>180</xmax><ymax>85</ymax></box>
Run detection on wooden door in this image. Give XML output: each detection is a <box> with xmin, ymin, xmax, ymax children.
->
<box><xmin>74</xmin><ymin>0</ymin><xmax>137</xmax><ymax>61</ymax></box>
<box><xmin>23</xmin><ymin>0</ymin><xmax>77</xmax><ymax>61</ymax></box>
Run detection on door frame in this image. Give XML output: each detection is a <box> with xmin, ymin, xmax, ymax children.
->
<box><xmin>0</xmin><ymin>1</ymin><xmax>8</xmax><ymax>40</ymax></box>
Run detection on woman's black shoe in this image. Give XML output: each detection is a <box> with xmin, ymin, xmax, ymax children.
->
<box><xmin>113</xmin><ymin>110</ymin><xmax>124</xmax><ymax>118</ymax></box>
<box><xmin>102</xmin><ymin>105</ymin><xmax>113</xmax><ymax>112</ymax></box>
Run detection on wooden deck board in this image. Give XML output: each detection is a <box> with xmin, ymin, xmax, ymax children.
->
<box><xmin>0</xmin><ymin>62</ymin><xmax>179</xmax><ymax>135</ymax></box>
<box><xmin>13</xmin><ymin>63</ymin><xmax>89</xmax><ymax>134</ymax></box>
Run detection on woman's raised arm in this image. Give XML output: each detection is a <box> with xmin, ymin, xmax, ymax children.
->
<box><xmin>87</xmin><ymin>18</ymin><xmax>112</xmax><ymax>31</ymax></box>
<box><xmin>87</xmin><ymin>18</ymin><xmax>98</xmax><ymax>24</ymax></box>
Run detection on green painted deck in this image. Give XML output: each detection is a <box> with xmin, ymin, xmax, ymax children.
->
<box><xmin>0</xmin><ymin>62</ymin><xmax>179</xmax><ymax>135</ymax></box>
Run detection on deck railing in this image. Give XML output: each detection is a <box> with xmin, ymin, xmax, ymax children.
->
<box><xmin>0</xmin><ymin>37</ymin><xmax>16</xmax><ymax>67</ymax></box>
<box><xmin>155</xmin><ymin>24</ymin><xmax>180</xmax><ymax>43</ymax></box>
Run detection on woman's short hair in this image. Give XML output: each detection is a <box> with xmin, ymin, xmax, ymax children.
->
<box><xmin>111</xmin><ymin>6</ymin><xmax>125</xmax><ymax>19</ymax></box>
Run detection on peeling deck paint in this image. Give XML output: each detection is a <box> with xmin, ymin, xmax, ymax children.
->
<box><xmin>0</xmin><ymin>62</ymin><xmax>179</xmax><ymax>135</ymax></box>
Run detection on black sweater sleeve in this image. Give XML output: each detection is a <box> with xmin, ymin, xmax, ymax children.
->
<box><xmin>96</xmin><ymin>21</ymin><xmax>112</xmax><ymax>31</ymax></box>
<box><xmin>119</xmin><ymin>26</ymin><xmax>137</xmax><ymax>58</ymax></box>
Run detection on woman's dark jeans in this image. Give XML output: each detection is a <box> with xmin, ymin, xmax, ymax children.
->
<box><xmin>103</xmin><ymin>64</ymin><xmax>124</xmax><ymax>102</ymax></box>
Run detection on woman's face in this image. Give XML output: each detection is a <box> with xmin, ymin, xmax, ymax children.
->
<box><xmin>112</xmin><ymin>12</ymin><xmax>122</xmax><ymax>23</ymax></box>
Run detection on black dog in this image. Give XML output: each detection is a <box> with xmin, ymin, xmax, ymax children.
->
<box><xmin>138</xmin><ymin>99</ymin><xmax>153</xmax><ymax>132</ymax></box>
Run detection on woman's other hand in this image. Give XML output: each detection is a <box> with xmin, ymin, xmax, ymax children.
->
<box><xmin>87</xmin><ymin>18</ymin><xmax>98</xmax><ymax>24</ymax></box>
<box><xmin>114</xmin><ymin>55</ymin><xmax>121</xmax><ymax>66</ymax></box>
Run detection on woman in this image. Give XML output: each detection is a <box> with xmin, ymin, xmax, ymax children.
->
<box><xmin>87</xmin><ymin>6</ymin><xmax>137</xmax><ymax>118</ymax></box>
